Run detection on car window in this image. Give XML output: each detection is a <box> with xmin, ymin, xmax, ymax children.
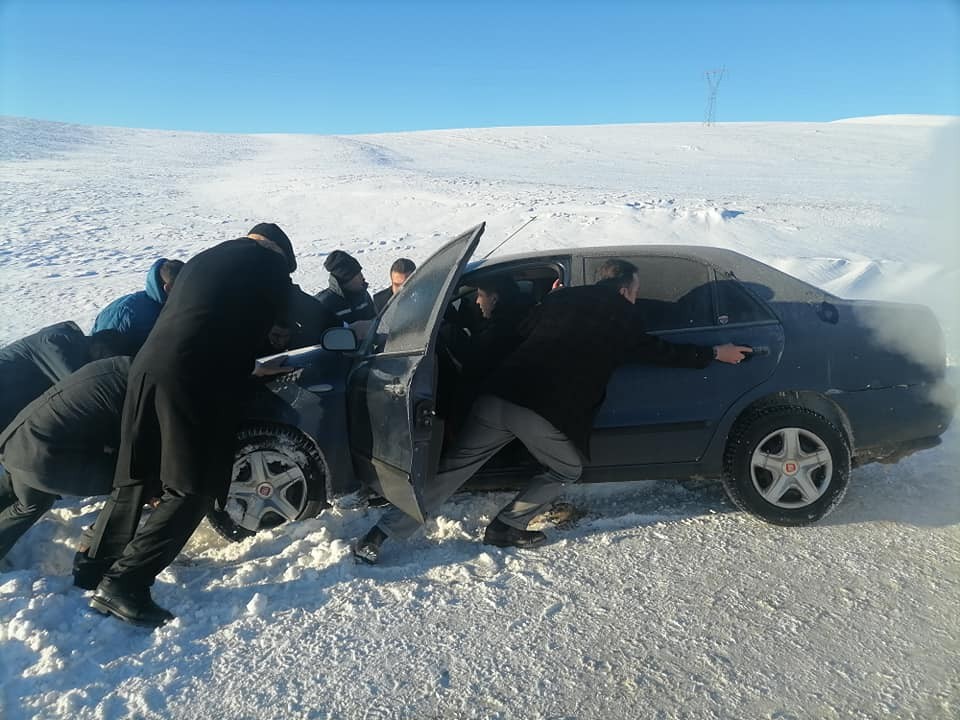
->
<box><xmin>715</xmin><ymin>278</ymin><xmax>776</xmax><ymax>325</ymax></box>
<box><xmin>584</xmin><ymin>255</ymin><xmax>714</xmax><ymax>331</ymax></box>
<box><xmin>374</xmin><ymin>239</ymin><xmax>469</xmax><ymax>354</ymax></box>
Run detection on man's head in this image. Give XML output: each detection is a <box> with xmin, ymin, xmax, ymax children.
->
<box><xmin>475</xmin><ymin>275</ymin><xmax>519</xmax><ymax>320</ymax></box>
<box><xmin>325</xmin><ymin>250</ymin><xmax>367</xmax><ymax>293</ymax></box>
<box><xmin>248</xmin><ymin>223</ymin><xmax>297</xmax><ymax>273</ymax></box>
<box><xmin>159</xmin><ymin>259</ymin><xmax>184</xmax><ymax>297</ymax></box>
<box><xmin>389</xmin><ymin>258</ymin><xmax>416</xmax><ymax>295</ymax></box>
<box><xmin>267</xmin><ymin>324</ymin><xmax>292</xmax><ymax>351</ymax></box>
<box><xmin>595</xmin><ymin>258</ymin><xmax>640</xmax><ymax>304</ymax></box>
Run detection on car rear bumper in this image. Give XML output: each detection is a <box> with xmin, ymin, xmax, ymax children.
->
<box><xmin>832</xmin><ymin>379</ymin><xmax>956</xmax><ymax>464</ymax></box>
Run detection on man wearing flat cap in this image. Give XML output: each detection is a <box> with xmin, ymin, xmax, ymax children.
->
<box><xmin>314</xmin><ymin>250</ymin><xmax>377</xmax><ymax>326</ymax></box>
<box><xmin>83</xmin><ymin>222</ymin><xmax>296</xmax><ymax>628</ymax></box>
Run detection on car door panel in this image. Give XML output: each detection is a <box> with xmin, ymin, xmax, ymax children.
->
<box><xmin>582</xmin><ymin>253</ymin><xmax>784</xmax><ymax>466</ymax></box>
<box><xmin>347</xmin><ymin>223</ymin><xmax>485</xmax><ymax>521</ymax></box>
<box><xmin>591</xmin><ymin>323</ymin><xmax>784</xmax><ymax>464</ymax></box>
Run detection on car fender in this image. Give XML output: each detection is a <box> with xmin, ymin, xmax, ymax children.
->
<box><xmin>699</xmin><ymin>379</ymin><xmax>854</xmax><ymax>477</ymax></box>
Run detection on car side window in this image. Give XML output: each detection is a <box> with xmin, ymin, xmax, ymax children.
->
<box><xmin>584</xmin><ymin>256</ymin><xmax>714</xmax><ymax>332</ymax></box>
<box><xmin>374</xmin><ymin>239</ymin><xmax>467</xmax><ymax>354</ymax></box>
<box><xmin>715</xmin><ymin>278</ymin><xmax>776</xmax><ymax>325</ymax></box>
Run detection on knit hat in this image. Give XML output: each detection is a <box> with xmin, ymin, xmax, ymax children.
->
<box><xmin>324</xmin><ymin>250</ymin><xmax>363</xmax><ymax>284</ymax></box>
<box><xmin>248</xmin><ymin>222</ymin><xmax>297</xmax><ymax>273</ymax></box>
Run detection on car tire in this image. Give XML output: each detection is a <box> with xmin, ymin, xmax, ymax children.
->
<box><xmin>722</xmin><ymin>406</ymin><xmax>851</xmax><ymax>526</ymax></box>
<box><xmin>206</xmin><ymin>423</ymin><xmax>328</xmax><ymax>542</ymax></box>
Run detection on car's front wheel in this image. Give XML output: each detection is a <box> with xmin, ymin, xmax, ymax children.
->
<box><xmin>206</xmin><ymin>423</ymin><xmax>328</xmax><ymax>542</ymax></box>
<box><xmin>722</xmin><ymin>406</ymin><xmax>851</xmax><ymax>526</ymax></box>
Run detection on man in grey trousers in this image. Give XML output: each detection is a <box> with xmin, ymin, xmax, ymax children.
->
<box><xmin>353</xmin><ymin>259</ymin><xmax>751</xmax><ymax>563</ymax></box>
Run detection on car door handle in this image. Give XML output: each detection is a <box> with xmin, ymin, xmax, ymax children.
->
<box><xmin>741</xmin><ymin>345</ymin><xmax>770</xmax><ymax>361</ymax></box>
<box><xmin>384</xmin><ymin>381</ymin><xmax>406</xmax><ymax>398</ymax></box>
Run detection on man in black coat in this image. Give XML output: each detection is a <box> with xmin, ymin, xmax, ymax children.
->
<box><xmin>85</xmin><ymin>223</ymin><xmax>296</xmax><ymax>627</ymax></box>
<box><xmin>0</xmin><ymin>322</ymin><xmax>131</xmax><ymax>430</ymax></box>
<box><xmin>353</xmin><ymin>259</ymin><xmax>752</xmax><ymax>563</ymax></box>
<box><xmin>315</xmin><ymin>250</ymin><xmax>377</xmax><ymax>325</ymax></box>
<box><xmin>0</xmin><ymin>356</ymin><xmax>130</xmax><ymax>561</ymax></box>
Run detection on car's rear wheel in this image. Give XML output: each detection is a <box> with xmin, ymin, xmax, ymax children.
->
<box><xmin>722</xmin><ymin>406</ymin><xmax>851</xmax><ymax>526</ymax></box>
<box><xmin>206</xmin><ymin>423</ymin><xmax>328</xmax><ymax>542</ymax></box>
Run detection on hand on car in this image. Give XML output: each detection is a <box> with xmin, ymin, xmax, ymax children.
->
<box><xmin>714</xmin><ymin>344</ymin><xmax>753</xmax><ymax>364</ymax></box>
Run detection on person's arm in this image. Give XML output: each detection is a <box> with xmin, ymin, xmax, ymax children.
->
<box><xmin>37</xmin><ymin>325</ymin><xmax>90</xmax><ymax>381</ymax></box>
<box><xmin>628</xmin><ymin>324</ymin><xmax>750</xmax><ymax>368</ymax></box>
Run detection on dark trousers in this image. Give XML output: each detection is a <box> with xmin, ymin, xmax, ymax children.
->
<box><xmin>379</xmin><ymin>395</ymin><xmax>583</xmax><ymax>539</ymax></box>
<box><xmin>87</xmin><ymin>483</ymin><xmax>212</xmax><ymax>588</ymax></box>
<box><xmin>0</xmin><ymin>468</ymin><xmax>57</xmax><ymax>560</ymax></box>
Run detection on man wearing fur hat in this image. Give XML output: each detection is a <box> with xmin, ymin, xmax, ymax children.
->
<box><xmin>314</xmin><ymin>250</ymin><xmax>377</xmax><ymax>325</ymax></box>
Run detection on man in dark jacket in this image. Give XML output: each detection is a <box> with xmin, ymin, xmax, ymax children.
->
<box><xmin>284</xmin><ymin>284</ymin><xmax>340</xmax><ymax>348</ymax></box>
<box><xmin>0</xmin><ymin>356</ymin><xmax>130</xmax><ymax>561</ymax></box>
<box><xmin>92</xmin><ymin>258</ymin><xmax>184</xmax><ymax>353</ymax></box>
<box><xmin>84</xmin><ymin>222</ymin><xmax>296</xmax><ymax>628</ymax></box>
<box><xmin>0</xmin><ymin>322</ymin><xmax>132</xmax><ymax>431</ymax></box>
<box><xmin>315</xmin><ymin>250</ymin><xmax>377</xmax><ymax>325</ymax></box>
<box><xmin>373</xmin><ymin>257</ymin><xmax>416</xmax><ymax>313</ymax></box>
<box><xmin>353</xmin><ymin>259</ymin><xmax>751</xmax><ymax>563</ymax></box>
<box><xmin>441</xmin><ymin>275</ymin><xmax>530</xmax><ymax>434</ymax></box>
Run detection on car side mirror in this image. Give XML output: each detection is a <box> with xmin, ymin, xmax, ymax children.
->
<box><xmin>321</xmin><ymin>327</ymin><xmax>358</xmax><ymax>352</ymax></box>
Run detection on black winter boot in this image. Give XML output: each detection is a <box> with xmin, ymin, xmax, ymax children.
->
<box><xmin>352</xmin><ymin>525</ymin><xmax>388</xmax><ymax>565</ymax></box>
<box><xmin>90</xmin><ymin>577</ymin><xmax>174</xmax><ymax>628</ymax></box>
<box><xmin>483</xmin><ymin>518</ymin><xmax>547</xmax><ymax>549</ymax></box>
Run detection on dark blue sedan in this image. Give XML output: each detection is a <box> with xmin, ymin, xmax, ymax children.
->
<box><xmin>209</xmin><ymin>223</ymin><xmax>955</xmax><ymax>539</ymax></box>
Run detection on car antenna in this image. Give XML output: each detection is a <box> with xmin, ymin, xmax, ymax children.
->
<box><xmin>481</xmin><ymin>215</ymin><xmax>538</xmax><ymax>260</ymax></box>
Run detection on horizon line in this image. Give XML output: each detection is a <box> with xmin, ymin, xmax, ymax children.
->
<box><xmin>3</xmin><ymin>112</ymin><xmax>959</xmax><ymax>138</ymax></box>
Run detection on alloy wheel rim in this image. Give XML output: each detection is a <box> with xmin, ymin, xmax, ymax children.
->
<box><xmin>749</xmin><ymin>427</ymin><xmax>834</xmax><ymax>509</ymax></box>
<box><xmin>224</xmin><ymin>449</ymin><xmax>309</xmax><ymax>532</ymax></box>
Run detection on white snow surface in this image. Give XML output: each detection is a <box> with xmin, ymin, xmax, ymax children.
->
<box><xmin>1</xmin><ymin>115</ymin><xmax>958</xmax><ymax>719</ymax></box>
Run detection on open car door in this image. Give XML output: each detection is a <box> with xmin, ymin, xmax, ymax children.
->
<box><xmin>347</xmin><ymin>223</ymin><xmax>485</xmax><ymax>521</ymax></box>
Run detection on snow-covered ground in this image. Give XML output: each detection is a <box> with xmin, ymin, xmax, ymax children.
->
<box><xmin>1</xmin><ymin>115</ymin><xmax>958</xmax><ymax>719</ymax></box>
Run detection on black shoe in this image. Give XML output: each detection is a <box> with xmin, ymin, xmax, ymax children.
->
<box><xmin>73</xmin><ymin>550</ymin><xmax>112</xmax><ymax>591</ymax></box>
<box><xmin>352</xmin><ymin>525</ymin><xmax>387</xmax><ymax>565</ymax></box>
<box><xmin>90</xmin><ymin>577</ymin><xmax>174</xmax><ymax>628</ymax></box>
<box><xmin>483</xmin><ymin>518</ymin><xmax>547</xmax><ymax>549</ymax></box>
<box><xmin>366</xmin><ymin>494</ymin><xmax>391</xmax><ymax>508</ymax></box>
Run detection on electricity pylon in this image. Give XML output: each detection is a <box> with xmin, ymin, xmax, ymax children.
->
<box><xmin>704</xmin><ymin>67</ymin><xmax>725</xmax><ymax>126</ymax></box>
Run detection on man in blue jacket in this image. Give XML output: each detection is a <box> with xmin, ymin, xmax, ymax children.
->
<box><xmin>92</xmin><ymin>258</ymin><xmax>184</xmax><ymax>352</ymax></box>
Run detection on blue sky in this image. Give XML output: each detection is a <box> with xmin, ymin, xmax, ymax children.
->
<box><xmin>1</xmin><ymin>0</ymin><xmax>957</xmax><ymax>134</ymax></box>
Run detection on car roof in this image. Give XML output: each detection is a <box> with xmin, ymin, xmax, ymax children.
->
<box><xmin>469</xmin><ymin>244</ymin><xmax>755</xmax><ymax>269</ymax></box>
